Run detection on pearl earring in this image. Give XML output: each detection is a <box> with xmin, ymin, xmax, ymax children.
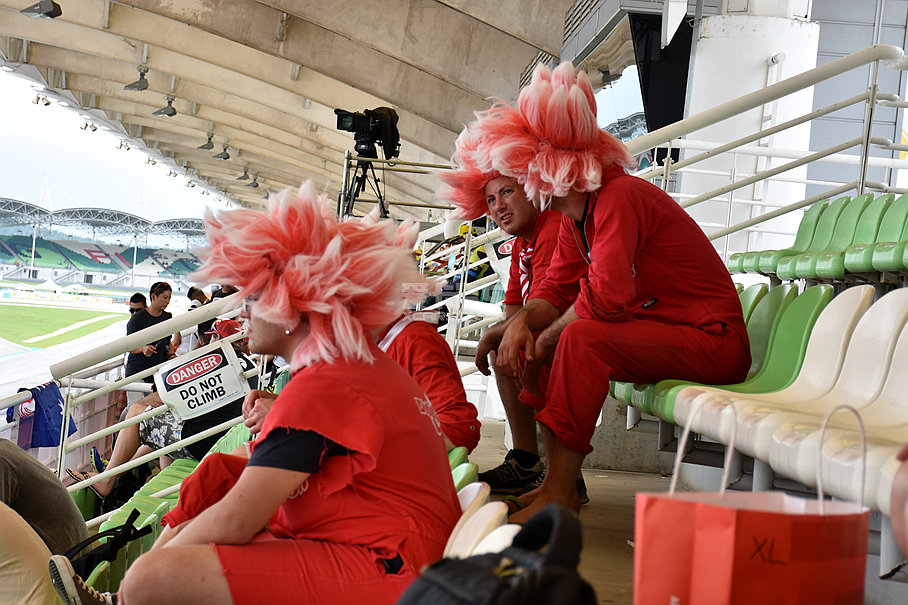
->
<box><xmin>285</xmin><ymin>328</ymin><xmax>292</xmax><ymax>336</ymax></box>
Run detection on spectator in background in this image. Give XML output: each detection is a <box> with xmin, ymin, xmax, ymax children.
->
<box><xmin>128</xmin><ymin>292</ymin><xmax>146</xmax><ymax>315</ymax></box>
<box><xmin>125</xmin><ymin>282</ymin><xmax>178</xmax><ymax>405</ymax></box>
<box><xmin>175</xmin><ymin>287</ymin><xmax>210</xmax><ymax>356</ymax></box>
<box><xmin>197</xmin><ymin>284</ymin><xmax>240</xmax><ymax>347</ymax></box>
<box><xmin>187</xmin><ymin>286</ymin><xmax>208</xmax><ymax>309</ymax></box>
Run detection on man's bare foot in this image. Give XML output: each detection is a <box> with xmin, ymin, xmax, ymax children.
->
<box><xmin>507</xmin><ymin>486</ymin><xmax>579</xmax><ymax>523</ymax></box>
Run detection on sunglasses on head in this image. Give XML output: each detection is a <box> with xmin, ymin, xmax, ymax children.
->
<box><xmin>150</xmin><ymin>282</ymin><xmax>171</xmax><ymax>295</ymax></box>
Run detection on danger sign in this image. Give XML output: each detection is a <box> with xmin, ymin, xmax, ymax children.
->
<box><xmin>154</xmin><ymin>342</ymin><xmax>250</xmax><ymax>421</ymax></box>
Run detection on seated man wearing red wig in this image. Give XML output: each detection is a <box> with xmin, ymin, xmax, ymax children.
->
<box><xmin>437</xmin><ymin>62</ymin><xmax>751</xmax><ymax>522</ymax></box>
<box><xmin>50</xmin><ymin>183</ymin><xmax>460</xmax><ymax>605</ymax></box>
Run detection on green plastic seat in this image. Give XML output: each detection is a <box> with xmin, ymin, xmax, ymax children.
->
<box><xmin>844</xmin><ymin>193</ymin><xmax>908</xmax><ymax>273</ymax></box>
<box><xmin>205</xmin><ymin>422</ymin><xmax>251</xmax><ymax>457</ymax></box>
<box><xmin>726</xmin><ymin>253</ymin><xmax>746</xmax><ymax>274</ymax></box>
<box><xmin>872</xmin><ymin>205</ymin><xmax>908</xmax><ymax>272</ymax></box>
<box><xmin>739</xmin><ymin>283</ymin><xmax>768</xmax><ymax>325</ymax></box>
<box><xmin>452</xmin><ymin>462</ymin><xmax>478</xmax><ymax>492</ymax></box>
<box><xmin>775</xmin><ymin>197</ymin><xmax>850</xmax><ymax>279</ymax></box>
<box><xmin>273</xmin><ymin>368</ymin><xmax>292</xmax><ymax>393</ymax></box>
<box><xmin>793</xmin><ymin>193</ymin><xmax>875</xmax><ymax>279</ymax></box>
<box><xmin>815</xmin><ymin>193</ymin><xmax>893</xmax><ymax>279</ymax></box>
<box><xmin>652</xmin><ymin>284</ymin><xmax>832</xmax><ymax>424</ymax></box>
<box><xmin>84</xmin><ymin>561</ymin><xmax>110</xmax><ymax>591</ymax></box>
<box><xmin>448</xmin><ymin>446</ymin><xmax>468</xmax><ymax>470</ymax></box>
<box><xmin>71</xmin><ymin>485</ymin><xmax>103</xmax><ymax>521</ymax></box>
<box><xmin>735</xmin><ymin>283</ymin><xmax>744</xmax><ymax>294</ymax></box>
<box><xmin>746</xmin><ymin>199</ymin><xmax>829</xmax><ymax>274</ymax></box>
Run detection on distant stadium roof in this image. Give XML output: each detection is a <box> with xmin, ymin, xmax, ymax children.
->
<box><xmin>0</xmin><ymin>197</ymin><xmax>206</xmax><ymax>244</ymax></box>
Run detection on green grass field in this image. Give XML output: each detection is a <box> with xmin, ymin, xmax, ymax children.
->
<box><xmin>0</xmin><ymin>303</ymin><xmax>128</xmax><ymax>348</ymax></box>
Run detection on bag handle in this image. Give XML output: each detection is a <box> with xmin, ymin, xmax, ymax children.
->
<box><xmin>509</xmin><ymin>504</ymin><xmax>583</xmax><ymax>569</ymax></box>
<box><xmin>669</xmin><ymin>398</ymin><xmax>740</xmax><ymax>496</ymax></box>
<box><xmin>63</xmin><ymin>508</ymin><xmax>152</xmax><ymax>576</ymax></box>
<box><xmin>816</xmin><ymin>404</ymin><xmax>867</xmax><ymax>514</ymax></box>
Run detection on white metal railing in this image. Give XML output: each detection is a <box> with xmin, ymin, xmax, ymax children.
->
<box><xmin>625</xmin><ymin>44</ymin><xmax>908</xmax><ymax>256</ymax></box>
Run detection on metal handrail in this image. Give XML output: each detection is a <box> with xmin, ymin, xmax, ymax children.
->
<box><xmin>626</xmin><ymin>45</ymin><xmax>906</xmax><ymax>156</ymax></box>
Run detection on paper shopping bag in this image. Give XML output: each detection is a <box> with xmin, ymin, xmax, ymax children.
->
<box><xmin>633</xmin><ymin>491</ymin><xmax>704</xmax><ymax>605</ymax></box>
<box><xmin>689</xmin><ymin>491</ymin><xmax>869</xmax><ymax>605</ymax></box>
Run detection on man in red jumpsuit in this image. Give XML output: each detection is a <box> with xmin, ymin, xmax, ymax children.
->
<box><xmin>437</xmin><ymin>153</ymin><xmax>565</xmax><ymax>492</ymax></box>
<box><xmin>439</xmin><ymin>62</ymin><xmax>750</xmax><ymax>522</ymax></box>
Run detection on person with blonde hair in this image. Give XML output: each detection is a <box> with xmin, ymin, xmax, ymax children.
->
<box><xmin>438</xmin><ymin>61</ymin><xmax>750</xmax><ymax>522</ymax></box>
<box><xmin>50</xmin><ymin>182</ymin><xmax>460</xmax><ymax>605</ymax></box>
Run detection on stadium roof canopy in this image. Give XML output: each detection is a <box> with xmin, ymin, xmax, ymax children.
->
<box><xmin>0</xmin><ymin>0</ymin><xmax>658</xmax><ymax>220</ymax></box>
<box><xmin>0</xmin><ymin>196</ymin><xmax>205</xmax><ymax>243</ymax></box>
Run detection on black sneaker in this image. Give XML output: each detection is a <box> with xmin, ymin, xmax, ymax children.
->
<box><xmin>49</xmin><ymin>555</ymin><xmax>117</xmax><ymax>605</ymax></box>
<box><xmin>576</xmin><ymin>474</ymin><xmax>590</xmax><ymax>506</ymax></box>
<box><xmin>515</xmin><ymin>471</ymin><xmax>590</xmax><ymax>506</ymax></box>
<box><xmin>478</xmin><ymin>450</ymin><xmax>545</xmax><ymax>493</ymax></box>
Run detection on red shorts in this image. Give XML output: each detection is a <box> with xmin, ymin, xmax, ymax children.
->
<box><xmin>215</xmin><ymin>532</ymin><xmax>416</xmax><ymax>605</ymax></box>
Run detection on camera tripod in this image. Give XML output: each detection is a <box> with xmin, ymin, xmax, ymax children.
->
<box><xmin>338</xmin><ymin>158</ymin><xmax>389</xmax><ymax>218</ymax></box>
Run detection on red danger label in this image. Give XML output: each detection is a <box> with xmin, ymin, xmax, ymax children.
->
<box><xmin>498</xmin><ymin>240</ymin><xmax>513</xmax><ymax>255</ymax></box>
<box><xmin>165</xmin><ymin>353</ymin><xmax>224</xmax><ymax>386</ymax></box>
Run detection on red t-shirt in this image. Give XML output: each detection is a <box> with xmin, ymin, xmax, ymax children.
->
<box><xmin>378</xmin><ymin>315</ymin><xmax>480</xmax><ymax>451</ymax></box>
<box><xmin>503</xmin><ymin>210</ymin><xmax>564</xmax><ymax>307</ymax></box>
<box><xmin>253</xmin><ymin>344</ymin><xmax>460</xmax><ymax>558</ymax></box>
<box><xmin>534</xmin><ymin>167</ymin><xmax>747</xmax><ymax>342</ymax></box>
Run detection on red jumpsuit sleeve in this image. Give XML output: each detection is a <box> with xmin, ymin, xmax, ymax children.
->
<box><xmin>502</xmin><ymin>239</ymin><xmax>523</xmax><ymax>306</ymax></box>
<box><xmin>574</xmin><ymin>187</ymin><xmax>643</xmax><ymax>322</ymax></box>
<box><xmin>531</xmin><ymin>216</ymin><xmax>586</xmax><ymax>315</ymax></box>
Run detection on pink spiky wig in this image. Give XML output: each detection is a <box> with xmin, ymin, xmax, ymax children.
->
<box><xmin>439</xmin><ymin>61</ymin><xmax>635</xmax><ymax>212</ymax></box>
<box><xmin>190</xmin><ymin>181</ymin><xmax>424</xmax><ymax>371</ymax></box>
<box><xmin>434</xmin><ymin>127</ymin><xmax>503</xmax><ymax>221</ymax></box>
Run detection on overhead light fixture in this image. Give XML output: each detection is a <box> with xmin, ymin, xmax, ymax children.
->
<box><xmin>124</xmin><ymin>66</ymin><xmax>149</xmax><ymax>92</ymax></box>
<box><xmin>186</xmin><ymin>180</ymin><xmax>196</xmax><ymax>188</ymax></box>
<box><xmin>90</xmin><ymin>124</ymin><xmax>97</xmax><ymax>132</ymax></box>
<box><xmin>213</xmin><ymin>144</ymin><xmax>230</xmax><ymax>161</ymax></box>
<box><xmin>246</xmin><ymin>176</ymin><xmax>259</xmax><ymax>189</ymax></box>
<box><xmin>236</xmin><ymin>167</ymin><xmax>249</xmax><ymax>181</ymax></box>
<box><xmin>197</xmin><ymin>132</ymin><xmax>214</xmax><ymax>150</ymax></box>
<box><xmin>42</xmin><ymin>97</ymin><xmax>50</xmax><ymax>106</ymax></box>
<box><xmin>20</xmin><ymin>0</ymin><xmax>62</xmax><ymax>18</ymax></box>
<box><xmin>146</xmin><ymin>157</ymin><xmax>157</xmax><ymax>165</ymax></box>
<box><xmin>80</xmin><ymin>123</ymin><xmax>89</xmax><ymax>130</ymax></box>
<box><xmin>152</xmin><ymin>95</ymin><xmax>177</xmax><ymax>118</ymax></box>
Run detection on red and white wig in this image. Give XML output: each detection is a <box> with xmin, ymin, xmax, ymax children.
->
<box><xmin>439</xmin><ymin>61</ymin><xmax>635</xmax><ymax>212</ymax></box>
<box><xmin>434</xmin><ymin>127</ymin><xmax>503</xmax><ymax>221</ymax></box>
<box><xmin>190</xmin><ymin>181</ymin><xmax>424</xmax><ymax>371</ymax></box>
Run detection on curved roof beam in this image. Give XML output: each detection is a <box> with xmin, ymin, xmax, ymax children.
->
<box><xmin>0</xmin><ymin>2</ymin><xmax>457</xmax><ymax>158</ymax></box>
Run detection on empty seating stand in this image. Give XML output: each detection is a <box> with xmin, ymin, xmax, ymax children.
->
<box><xmin>727</xmin><ymin>197</ymin><xmax>829</xmax><ymax>275</ymax></box>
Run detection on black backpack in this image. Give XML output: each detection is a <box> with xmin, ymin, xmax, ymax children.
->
<box><xmin>395</xmin><ymin>504</ymin><xmax>596</xmax><ymax>605</ymax></box>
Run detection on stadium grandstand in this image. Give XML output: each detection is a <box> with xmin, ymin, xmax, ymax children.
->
<box><xmin>0</xmin><ymin>197</ymin><xmax>204</xmax><ymax>291</ymax></box>
<box><xmin>6</xmin><ymin>1</ymin><xmax>908</xmax><ymax>604</ymax></box>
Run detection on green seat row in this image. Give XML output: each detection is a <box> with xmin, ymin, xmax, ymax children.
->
<box><xmin>730</xmin><ymin>192</ymin><xmax>908</xmax><ymax>280</ymax></box>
